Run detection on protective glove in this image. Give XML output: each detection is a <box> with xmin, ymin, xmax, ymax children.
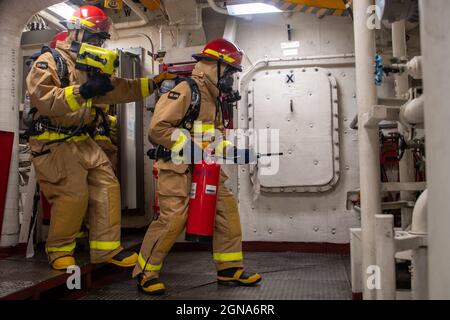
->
<box><xmin>147</xmin><ymin>145</ymin><xmax>172</xmax><ymax>161</ymax></box>
<box><xmin>152</xmin><ymin>72</ymin><xmax>178</xmax><ymax>88</ymax></box>
<box><xmin>79</xmin><ymin>73</ymin><xmax>114</xmax><ymax>100</ymax></box>
<box><xmin>224</xmin><ymin>146</ymin><xmax>257</xmax><ymax>164</ymax></box>
<box><xmin>108</xmin><ymin>115</ymin><xmax>118</xmax><ymax>141</ymax></box>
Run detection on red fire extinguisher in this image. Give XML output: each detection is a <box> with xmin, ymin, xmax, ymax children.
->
<box><xmin>185</xmin><ymin>160</ymin><xmax>221</xmax><ymax>243</ymax></box>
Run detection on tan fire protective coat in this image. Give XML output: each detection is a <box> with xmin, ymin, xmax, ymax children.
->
<box><xmin>133</xmin><ymin>60</ymin><xmax>244</xmax><ymax>280</ymax></box>
<box><xmin>26</xmin><ymin>40</ymin><xmax>152</xmax><ymax>264</ymax></box>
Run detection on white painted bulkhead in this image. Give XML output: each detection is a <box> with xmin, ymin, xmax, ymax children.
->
<box><xmin>234</xmin><ymin>13</ymin><xmax>359</xmax><ymax>243</ymax></box>
<box><xmin>111</xmin><ymin>11</ymin><xmax>361</xmax><ymax>244</ymax></box>
<box><xmin>107</xmin><ymin>11</ymin><xmax>359</xmax><ymax>244</ymax></box>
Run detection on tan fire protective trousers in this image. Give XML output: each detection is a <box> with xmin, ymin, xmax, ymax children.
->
<box><xmin>95</xmin><ymin>138</ymin><xmax>118</xmax><ymax>173</ymax></box>
<box><xmin>31</xmin><ymin>136</ymin><xmax>123</xmax><ymax>263</ymax></box>
<box><xmin>132</xmin><ymin>166</ymin><xmax>244</xmax><ymax>280</ymax></box>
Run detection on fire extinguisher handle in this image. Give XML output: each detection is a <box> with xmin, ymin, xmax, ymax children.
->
<box><xmin>257</xmin><ymin>152</ymin><xmax>284</xmax><ymax>158</ymax></box>
<box><xmin>222</xmin><ymin>147</ymin><xmax>257</xmax><ymax>164</ymax></box>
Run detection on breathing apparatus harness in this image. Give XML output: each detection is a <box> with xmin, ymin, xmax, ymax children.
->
<box><xmin>25</xmin><ymin>46</ymin><xmax>91</xmax><ymax>156</ymax></box>
<box><xmin>25</xmin><ymin>41</ymin><xmax>119</xmax><ymax>156</ymax></box>
<box><xmin>148</xmin><ymin>60</ymin><xmax>242</xmax><ymax>162</ymax></box>
<box><xmin>147</xmin><ymin>77</ymin><xmax>201</xmax><ymax>161</ymax></box>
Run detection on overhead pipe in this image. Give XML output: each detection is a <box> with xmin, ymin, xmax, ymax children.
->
<box><xmin>392</xmin><ymin>21</ymin><xmax>409</xmax><ymax>99</ymax></box>
<box><xmin>0</xmin><ymin>0</ymin><xmax>62</xmax><ymax>247</ymax></box>
<box><xmin>206</xmin><ymin>0</ymin><xmax>252</xmax><ymax>21</ymax></box>
<box><xmin>353</xmin><ymin>0</ymin><xmax>381</xmax><ymax>300</ymax></box>
<box><xmin>420</xmin><ymin>0</ymin><xmax>450</xmax><ymax>300</ymax></box>
<box><xmin>115</xmin><ymin>33</ymin><xmax>156</xmax><ymax>74</ymax></box>
<box><xmin>375</xmin><ymin>215</ymin><xmax>396</xmax><ymax>300</ymax></box>
<box><xmin>159</xmin><ymin>25</ymin><xmax>164</xmax><ymax>52</ymax></box>
<box><xmin>392</xmin><ymin>20</ymin><xmax>416</xmax><ymax>232</ymax></box>
<box><xmin>206</xmin><ymin>0</ymin><xmax>229</xmax><ymax>15</ymax></box>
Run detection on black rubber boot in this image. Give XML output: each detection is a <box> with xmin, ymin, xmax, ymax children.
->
<box><xmin>217</xmin><ymin>267</ymin><xmax>262</xmax><ymax>286</ymax></box>
<box><xmin>108</xmin><ymin>250</ymin><xmax>138</xmax><ymax>267</ymax></box>
<box><xmin>137</xmin><ymin>274</ymin><xmax>166</xmax><ymax>295</ymax></box>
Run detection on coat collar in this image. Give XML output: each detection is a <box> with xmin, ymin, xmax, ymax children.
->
<box><xmin>191</xmin><ymin>61</ymin><xmax>220</xmax><ymax>99</ymax></box>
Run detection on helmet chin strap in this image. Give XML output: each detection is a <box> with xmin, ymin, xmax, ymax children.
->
<box><xmin>215</xmin><ymin>60</ymin><xmax>242</xmax><ymax>129</ymax></box>
<box><xmin>216</xmin><ymin>60</ymin><xmax>223</xmax><ymax>126</ymax></box>
<box><xmin>217</xmin><ymin>60</ymin><xmax>222</xmax><ymax>91</ymax></box>
<box><xmin>75</xmin><ymin>29</ymin><xmax>80</xmax><ymax>42</ymax></box>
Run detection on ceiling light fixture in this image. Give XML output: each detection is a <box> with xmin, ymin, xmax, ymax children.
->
<box><xmin>226</xmin><ymin>2</ymin><xmax>282</xmax><ymax>16</ymax></box>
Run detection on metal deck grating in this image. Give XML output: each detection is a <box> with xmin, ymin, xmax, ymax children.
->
<box><xmin>81</xmin><ymin>252</ymin><xmax>352</xmax><ymax>300</ymax></box>
<box><xmin>0</xmin><ymin>231</ymin><xmax>142</xmax><ymax>299</ymax></box>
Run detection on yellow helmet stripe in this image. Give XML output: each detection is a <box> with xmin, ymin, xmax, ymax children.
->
<box><xmin>204</xmin><ymin>48</ymin><xmax>236</xmax><ymax>63</ymax></box>
<box><xmin>70</xmin><ymin>16</ymin><xmax>96</xmax><ymax>28</ymax></box>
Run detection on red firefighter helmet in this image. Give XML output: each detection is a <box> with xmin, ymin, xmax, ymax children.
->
<box><xmin>192</xmin><ymin>38</ymin><xmax>243</xmax><ymax>72</ymax></box>
<box><xmin>50</xmin><ymin>31</ymin><xmax>68</xmax><ymax>49</ymax></box>
<box><xmin>64</xmin><ymin>5</ymin><xmax>112</xmax><ymax>39</ymax></box>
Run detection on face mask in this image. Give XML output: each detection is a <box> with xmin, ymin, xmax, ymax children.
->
<box><xmin>216</xmin><ymin>65</ymin><xmax>241</xmax><ymax>128</ymax></box>
<box><xmin>218</xmin><ymin>66</ymin><xmax>236</xmax><ymax>93</ymax></box>
<box><xmin>82</xmin><ymin>30</ymin><xmax>107</xmax><ymax>47</ymax></box>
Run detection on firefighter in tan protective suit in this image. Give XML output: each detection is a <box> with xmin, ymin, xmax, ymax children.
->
<box><xmin>49</xmin><ymin>31</ymin><xmax>119</xmax><ymax>172</ymax></box>
<box><xmin>133</xmin><ymin>39</ymin><xmax>262</xmax><ymax>295</ymax></box>
<box><xmin>26</xmin><ymin>6</ymin><xmax>175</xmax><ymax>271</ymax></box>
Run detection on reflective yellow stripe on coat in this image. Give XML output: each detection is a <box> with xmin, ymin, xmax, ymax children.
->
<box><xmin>94</xmin><ymin>135</ymin><xmax>112</xmax><ymax>143</ymax></box>
<box><xmin>140</xmin><ymin>78</ymin><xmax>150</xmax><ymax>98</ymax></box>
<box><xmin>65</xmin><ymin>86</ymin><xmax>93</xmax><ymax>111</ymax></box>
<box><xmin>65</xmin><ymin>86</ymin><xmax>82</xmax><ymax>111</ymax></box>
<box><xmin>30</xmin><ymin>132</ymin><xmax>90</xmax><ymax>142</ymax></box>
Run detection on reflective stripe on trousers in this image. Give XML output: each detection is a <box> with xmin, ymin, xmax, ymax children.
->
<box><xmin>213</xmin><ymin>252</ymin><xmax>243</xmax><ymax>262</ymax></box>
<box><xmin>137</xmin><ymin>253</ymin><xmax>162</xmax><ymax>271</ymax></box>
